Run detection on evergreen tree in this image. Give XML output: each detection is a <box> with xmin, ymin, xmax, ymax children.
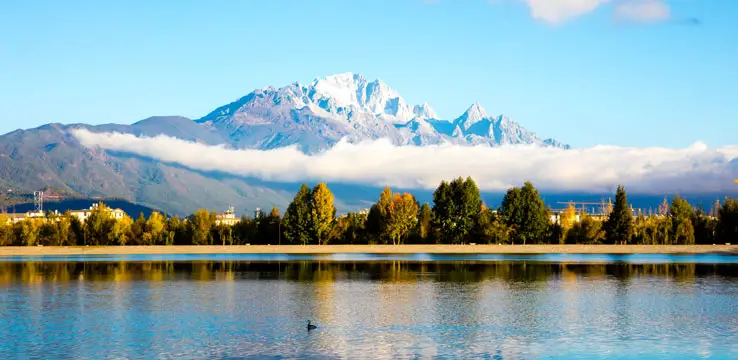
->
<box><xmin>131</xmin><ymin>212</ymin><xmax>147</xmax><ymax>245</ymax></box>
<box><xmin>431</xmin><ymin>181</ymin><xmax>454</xmax><ymax>244</ymax></box>
<box><xmin>418</xmin><ymin>203</ymin><xmax>432</xmax><ymax>242</ymax></box>
<box><xmin>604</xmin><ymin>185</ymin><xmax>634</xmax><ymax>244</ymax></box>
<box><xmin>669</xmin><ymin>195</ymin><xmax>695</xmax><ymax>244</ymax></box>
<box><xmin>717</xmin><ymin>198</ymin><xmax>738</xmax><ymax>244</ymax></box>
<box><xmin>365</xmin><ymin>204</ymin><xmax>382</xmax><ymax>244</ymax></box>
<box><xmin>283</xmin><ymin>184</ymin><xmax>313</xmax><ymax>245</ymax></box>
<box><xmin>692</xmin><ymin>208</ymin><xmax>717</xmax><ymax>245</ymax></box>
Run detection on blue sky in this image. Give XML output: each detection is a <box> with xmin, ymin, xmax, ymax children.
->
<box><xmin>1</xmin><ymin>0</ymin><xmax>736</xmax><ymax>148</ymax></box>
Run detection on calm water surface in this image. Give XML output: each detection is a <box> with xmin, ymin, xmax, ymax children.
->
<box><xmin>1</xmin><ymin>254</ymin><xmax>737</xmax><ymax>359</ymax></box>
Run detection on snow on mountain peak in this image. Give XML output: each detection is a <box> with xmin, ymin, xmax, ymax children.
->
<box><xmin>197</xmin><ymin>73</ymin><xmax>569</xmax><ymax>151</ymax></box>
<box><xmin>311</xmin><ymin>72</ymin><xmax>365</xmax><ymax>108</ymax></box>
<box><xmin>309</xmin><ymin>73</ymin><xmax>419</xmax><ymax>123</ymax></box>
<box><xmin>455</xmin><ymin>103</ymin><xmax>489</xmax><ymax>130</ymax></box>
<box><xmin>466</xmin><ymin>103</ymin><xmax>488</xmax><ymax>119</ymax></box>
<box><xmin>413</xmin><ymin>102</ymin><xmax>438</xmax><ymax>119</ymax></box>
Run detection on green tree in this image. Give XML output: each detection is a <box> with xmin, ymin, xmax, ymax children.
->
<box><xmin>431</xmin><ymin>177</ymin><xmax>483</xmax><ymax>244</ymax></box>
<box><xmin>131</xmin><ymin>213</ymin><xmax>147</xmax><ymax>245</ymax></box>
<box><xmin>166</xmin><ymin>216</ymin><xmax>185</xmax><ymax>245</ymax></box>
<box><xmin>51</xmin><ymin>213</ymin><xmax>73</xmax><ymax>246</ymax></box>
<box><xmin>216</xmin><ymin>224</ymin><xmax>233</xmax><ymax>246</ymax></box>
<box><xmin>431</xmin><ymin>181</ymin><xmax>454</xmax><ymax>243</ymax></box>
<box><xmin>84</xmin><ymin>202</ymin><xmax>117</xmax><ymax>246</ymax></box>
<box><xmin>717</xmin><ymin>198</ymin><xmax>738</xmax><ymax>244</ymax></box>
<box><xmin>365</xmin><ymin>204</ymin><xmax>383</xmax><ymax>244</ymax></box>
<box><xmin>604</xmin><ymin>185</ymin><xmax>634</xmax><ymax>244</ymax></box>
<box><xmin>452</xmin><ymin>177</ymin><xmax>483</xmax><ymax>243</ymax></box>
<box><xmin>189</xmin><ymin>209</ymin><xmax>215</xmax><ymax>245</ymax></box>
<box><xmin>310</xmin><ymin>183</ymin><xmax>336</xmax><ymax>245</ymax></box>
<box><xmin>692</xmin><ymin>209</ymin><xmax>717</xmax><ymax>245</ymax></box>
<box><xmin>477</xmin><ymin>208</ymin><xmax>512</xmax><ymax>244</ymax></box>
<box><xmin>283</xmin><ymin>184</ymin><xmax>313</xmax><ymax>245</ymax></box>
<box><xmin>418</xmin><ymin>203</ymin><xmax>432</xmax><ymax>242</ymax></box>
<box><xmin>499</xmin><ymin>181</ymin><xmax>549</xmax><ymax>244</ymax></box>
<box><xmin>566</xmin><ymin>214</ymin><xmax>605</xmax><ymax>244</ymax></box>
<box><xmin>669</xmin><ymin>195</ymin><xmax>695</xmax><ymax>245</ymax></box>
<box><xmin>69</xmin><ymin>216</ymin><xmax>83</xmax><ymax>246</ymax></box>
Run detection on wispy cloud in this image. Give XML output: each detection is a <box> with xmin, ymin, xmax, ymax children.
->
<box><xmin>71</xmin><ymin>129</ymin><xmax>738</xmax><ymax>195</ymax></box>
<box><xmin>522</xmin><ymin>0</ymin><xmax>611</xmax><ymax>24</ymax></box>
<box><xmin>505</xmin><ymin>0</ymin><xmax>685</xmax><ymax>25</ymax></box>
<box><xmin>614</xmin><ymin>0</ymin><xmax>670</xmax><ymax>23</ymax></box>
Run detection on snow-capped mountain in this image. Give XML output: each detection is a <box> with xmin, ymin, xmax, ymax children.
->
<box><xmin>197</xmin><ymin>73</ymin><xmax>569</xmax><ymax>152</ymax></box>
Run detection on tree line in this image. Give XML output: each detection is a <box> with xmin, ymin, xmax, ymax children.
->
<box><xmin>1</xmin><ymin>178</ymin><xmax>737</xmax><ymax>246</ymax></box>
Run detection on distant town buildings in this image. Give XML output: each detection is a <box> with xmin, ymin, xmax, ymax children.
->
<box><xmin>1</xmin><ymin>203</ymin><xmax>126</xmax><ymax>225</ymax></box>
<box><xmin>215</xmin><ymin>206</ymin><xmax>240</xmax><ymax>226</ymax></box>
<box><xmin>69</xmin><ymin>203</ymin><xmax>126</xmax><ymax>223</ymax></box>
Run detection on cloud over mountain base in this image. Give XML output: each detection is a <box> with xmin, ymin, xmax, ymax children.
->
<box><xmin>71</xmin><ymin>129</ymin><xmax>738</xmax><ymax>195</ymax></box>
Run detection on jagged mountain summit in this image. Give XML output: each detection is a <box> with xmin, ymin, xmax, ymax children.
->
<box><xmin>196</xmin><ymin>73</ymin><xmax>569</xmax><ymax>153</ymax></box>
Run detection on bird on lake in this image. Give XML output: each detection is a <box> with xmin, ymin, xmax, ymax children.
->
<box><xmin>307</xmin><ymin>320</ymin><xmax>317</xmax><ymax>331</ymax></box>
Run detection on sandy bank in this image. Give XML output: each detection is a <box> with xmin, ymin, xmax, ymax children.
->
<box><xmin>0</xmin><ymin>244</ymin><xmax>736</xmax><ymax>256</ymax></box>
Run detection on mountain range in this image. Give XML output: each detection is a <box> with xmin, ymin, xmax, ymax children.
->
<box><xmin>0</xmin><ymin>73</ymin><xmax>569</xmax><ymax>216</ymax></box>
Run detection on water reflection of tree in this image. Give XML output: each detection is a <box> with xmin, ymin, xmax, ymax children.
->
<box><xmin>0</xmin><ymin>261</ymin><xmax>736</xmax><ymax>285</ymax></box>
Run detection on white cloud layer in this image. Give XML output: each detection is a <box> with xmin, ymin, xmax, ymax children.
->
<box><xmin>71</xmin><ymin>129</ymin><xmax>738</xmax><ymax>194</ymax></box>
<box><xmin>520</xmin><ymin>0</ymin><xmax>671</xmax><ymax>24</ymax></box>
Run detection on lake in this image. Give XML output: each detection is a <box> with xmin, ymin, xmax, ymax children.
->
<box><xmin>1</xmin><ymin>254</ymin><xmax>737</xmax><ymax>359</ymax></box>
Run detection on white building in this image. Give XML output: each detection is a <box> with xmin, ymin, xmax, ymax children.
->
<box><xmin>215</xmin><ymin>207</ymin><xmax>240</xmax><ymax>226</ymax></box>
<box><xmin>70</xmin><ymin>204</ymin><xmax>126</xmax><ymax>223</ymax></box>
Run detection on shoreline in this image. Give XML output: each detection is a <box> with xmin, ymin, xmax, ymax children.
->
<box><xmin>0</xmin><ymin>244</ymin><xmax>737</xmax><ymax>256</ymax></box>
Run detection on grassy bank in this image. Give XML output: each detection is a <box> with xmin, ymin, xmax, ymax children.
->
<box><xmin>1</xmin><ymin>244</ymin><xmax>737</xmax><ymax>256</ymax></box>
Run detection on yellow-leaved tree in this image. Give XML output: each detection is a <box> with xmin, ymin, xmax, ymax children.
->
<box><xmin>21</xmin><ymin>218</ymin><xmax>42</xmax><ymax>246</ymax></box>
<box><xmin>559</xmin><ymin>202</ymin><xmax>578</xmax><ymax>244</ymax></box>
<box><xmin>111</xmin><ymin>214</ymin><xmax>134</xmax><ymax>246</ymax></box>
<box><xmin>310</xmin><ymin>183</ymin><xmax>336</xmax><ymax>245</ymax></box>
<box><xmin>387</xmin><ymin>193</ymin><xmax>419</xmax><ymax>245</ymax></box>
<box><xmin>0</xmin><ymin>215</ymin><xmax>12</xmax><ymax>246</ymax></box>
<box><xmin>145</xmin><ymin>211</ymin><xmax>166</xmax><ymax>245</ymax></box>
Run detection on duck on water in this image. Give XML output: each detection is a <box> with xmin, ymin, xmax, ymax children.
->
<box><xmin>307</xmin><ymin>320</ymin><xmax>317</xmax><ymax>331</ymax></box>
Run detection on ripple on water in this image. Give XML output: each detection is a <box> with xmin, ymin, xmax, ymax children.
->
<box><xmin>0</xmin><ymin>257</ymin><xmax>737</xmax><ymax>359</ymax></box>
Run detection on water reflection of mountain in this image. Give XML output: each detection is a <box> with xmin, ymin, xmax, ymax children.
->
<box><xmin>1</xmin><ymin>261</ymin><xmax>736</xmax><ymax>284</ymax></box>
